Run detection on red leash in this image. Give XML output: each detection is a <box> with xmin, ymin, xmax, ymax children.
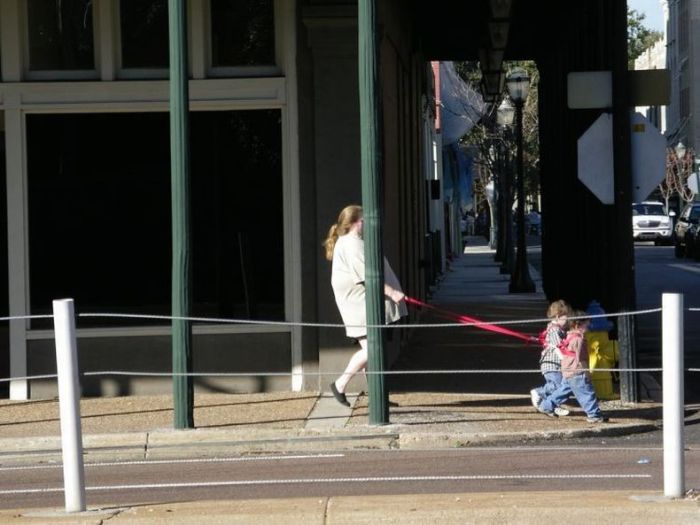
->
<box><xmin>405</xmin><ymin>296</ymin><xmax>538</xmax><ymax>344</ymax></box>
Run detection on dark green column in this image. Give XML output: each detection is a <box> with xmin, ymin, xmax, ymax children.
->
<box><xmin>169</xmin><ymin>0</ymin><xmax>194</xmax><ymax>428</ymax></box>
<box><xmin>358</xmin><ymin>0</ymin><xmax>388</xmax><ymax>425</ymax></box>
<box><xmin>611</xmin><ymin>0</ymin><xmax>638</xmax><ymax>402</ymax></box>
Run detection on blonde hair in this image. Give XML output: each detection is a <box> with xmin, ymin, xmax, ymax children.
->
<box><xmin>322</xmin><ymin>205</ymin><xmax>363</xmax><ymax>261</ymax></box>
<box><xmin>547</xmin><ymin>299</ymin><xmax>571</xmax><ymax>319</ymax></box>
<box><xmin>569</xmin><ymin>310</ymin><xmax>589</xmax><ymax>329</ymax></box>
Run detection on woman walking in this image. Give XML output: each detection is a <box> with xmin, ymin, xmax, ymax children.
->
<box><xmin>323</xmin><ymin>205</ymin><xmax>407</xmax><ymax>406</ymax></box>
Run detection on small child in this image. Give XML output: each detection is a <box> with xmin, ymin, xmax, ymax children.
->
<box><xmin>537</xmin><ymin>311</ymin><xmax>608</xmax><ymax>423</ymax></box>
<box><xmin>529</xmin><ymin>300</ymin><xmax>571</xmax><ymax>417</ymax></box>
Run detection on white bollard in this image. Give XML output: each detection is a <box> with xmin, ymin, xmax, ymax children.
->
<box><xmin>662</xmin><ymin>293</ymin><xmax>685</xmax><ymax>498</ymax></box>
<box><xmin>53</xmin><ymin>299</ymin><xmax>86</xmax><ymax>512</ymax></box>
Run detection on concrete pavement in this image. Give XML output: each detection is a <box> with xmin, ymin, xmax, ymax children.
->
<box><xmin>0</xmin><ymin>391</ymin><xmax>665</xmax><ymax>464</ymax></box>
<box><xmin>0</xmin><ymin>235</ymin><xmax>696</xmax><ymax>522</ymax></box>
<box><xmin>5</xmin><ymin>491</ymin><xmax>699</xmax><ymax>524</ymax></box>
<box><xmin>0</xmin><ymin>237</ymin><xmax>666</xmax><ymax>462</ymax></box>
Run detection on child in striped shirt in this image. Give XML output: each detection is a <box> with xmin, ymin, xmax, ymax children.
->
<box><xmin>529</xmin><ymin>300</ymin><xmax>571</xmax><ymax>417</ymax></box>
<box><xmin>537</xmin><ymin>312</ymin><xmax>607</xmax><ymax>423</ymax></box>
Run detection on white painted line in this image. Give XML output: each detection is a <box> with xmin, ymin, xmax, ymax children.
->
<box><xmin>0</xmin><ymin>454</ymin><xmax>345</xmax><ymax>472</ymax></box>
<box><xmin>669</xmin><ymin>263</ymin><xmax>700</xmax><ymax>275</ymax></box>
<box><xmin>398</xmin><ymin>446</ymin><xmax>664</xmax><ymax>452</ymax></box>
<box><xmin>0</xmin><ymin>473</ymin><xmax>653</xmax><ymax>495</ymax></box>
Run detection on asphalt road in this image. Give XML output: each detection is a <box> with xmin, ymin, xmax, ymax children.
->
<box><xmin>1</xmin><ymin>243</ymin><xmax>697</xmax><ymax>511</ymax></box>
<box><xmin>2</xmin><ymin>447</ymin><xmax>698</xmax><ymax>510</ymax></box>
<box><xmin>634</xmin><ymin>243</ymin><xmax>700</xmax><ymax>401</ymax></box>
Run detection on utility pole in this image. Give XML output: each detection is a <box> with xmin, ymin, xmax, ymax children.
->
<box><xmin>169</xmin><ymin>0</ymin><xmax>194</xmax><ymax>428</ymax></box>
<box><xmin>358</xmin><ymin>0</ymin><xmax>388</xmax><ymax>425</ymax></box>
<box><xmin>612</xmin><ymin>0</ymin><xmax>637</xmax><ymax>402</ymax></box>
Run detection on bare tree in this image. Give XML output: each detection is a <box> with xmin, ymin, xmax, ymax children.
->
<box><xmin>660</xmin><ymin>147</ymin><xmax>695</xmax><ymax>210</ymax></box>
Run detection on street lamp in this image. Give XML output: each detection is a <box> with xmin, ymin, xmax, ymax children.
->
<box><xmin>497</xmin><ymin>97</ymin><xmax>515</xmax><ymax>126</ymax></box>
<box><xmin>674</xmin><ymin>141</ymin><xmax>698</xmax><ymax>202</ymax></box>
<box><xmin>675</xmin><ymin>141</ymin><xmax>686</xmax><ymax>160</ymax></box>
<box><xmin>484</xmin><ymin>179</ymin><xmax>496</xmax><ymax>248</ymax></box>
<box><xmin>496</xmin><ymin>98</ymin><xmax>515</xmax><ymax>275</ymax></box>
<box><xmin>675</xmin><ymin>142</ymin><xmax>693</xmax><ymax>197</ymax></box>
<box><xmin>506</xmin><ymin>67</ymin><xmax>535</xmax><ymax>293</ymax></box>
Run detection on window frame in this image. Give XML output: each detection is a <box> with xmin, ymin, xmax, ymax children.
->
<box><xmin>0</xmin><ymin>0</ymin><xmax>304</xmax><ymax>394</ymax></box>
<box><xmin>24</xmin><ymin>107</ymin><xmax>287</xmax><ymax>331</ymax></box>
<box><xmin>22</xmin><ymin>0</ymin><xmax>100</xmax><ymax>81</ymax></box>
<box><xmin>204</xmin><ymin>0</ymin><xmax>282</xmax><ymax>78</ymax></box>
<box><xmin>5</xmin><ymin>75</ymin><xmax>290</xmax><ymax>338</ymax></box>
<box><xmin>114</xmin><ymin>0</ymin><xmax>282</xmax><ymax>80</ymax></box>
<box><xmin>114</xmin><ymin>0</ymin><xmax>170</xmax><ymax>79</ymax></box>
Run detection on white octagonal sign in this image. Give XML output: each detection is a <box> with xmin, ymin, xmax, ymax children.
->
<box><xmin>578</xmin><ymin>113</ymin><xmax>614</xmax><ymax>204</ymax></box>
<box><xmin>630</xmin><ymin>112</ymin><xmax>666</xmax><ymax>202</ymax></box>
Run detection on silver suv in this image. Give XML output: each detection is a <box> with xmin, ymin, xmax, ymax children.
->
<box><xmin>632</xmin><ymin>202</ymin><xmax>673</xmax><ymax>245</ymax></box>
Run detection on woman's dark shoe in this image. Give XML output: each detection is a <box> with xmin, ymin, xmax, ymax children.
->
<box><xmin>330</xmin><ymin>382</ymin><xmax>350</xmax><ymax>407</ymax></box>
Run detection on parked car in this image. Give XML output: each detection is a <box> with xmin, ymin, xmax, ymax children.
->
<box><xmin>632</xmin><ymin>201</ymin><xmax>673</xmax><ymax>245</ymax></box>
<box><xmin>686</xmin><ymin>222</ymin><xmax>700</xmax><ymax>261</ymax></box>
<box><xmin>674</xmin><ymin>202</ymin><xmax>700</xmax><ymax>258</ymax></box>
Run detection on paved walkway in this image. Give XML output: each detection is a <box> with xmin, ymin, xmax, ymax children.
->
<box><xmin>1</xmin><ymin>236</ymin><xmax>695</xmax><ymax>523</ymax></box>
<box><xmin>3</xmin><ymin>491</ymin><xmax>698</xmax><ymax>524</ymax></box>
<box><xmin>0</xmin><ymin>236</ymin><xmax>663</xmax><ymax>457</ymax></box>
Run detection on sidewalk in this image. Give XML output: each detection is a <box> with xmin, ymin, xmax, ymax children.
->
<box><xmin>1</xmin><ymin>236</ymin><xmax>691</xmax><ymax>523</ymax></box>
<box><xmin>0</xmin><ymin>236</ymin><xmax>665</xmax><ymax>460</ymax></box>
<box><xmin>3</xmin><ymin>491</ymin><xmax>699</xmax><ymax>524</ymax></box>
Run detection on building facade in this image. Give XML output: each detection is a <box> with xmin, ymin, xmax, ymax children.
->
<box><xmin>0</xmin><ymin>0</ymin><xmax>643</xmax><ymax>402</ymax></box>
<box><xmin>663</xmin><ymin>0</ymin><xmax>700</xmax><ymax>150</ymax></box>
<box><xmin>0</xmin><ymin>0</ymin><xmax>439</xmax><ymax>399</ymax></box>
<box><xmin>634</xmin><ymin>37</ymin><xmax>667</xmax><ymax>133</ymax></box>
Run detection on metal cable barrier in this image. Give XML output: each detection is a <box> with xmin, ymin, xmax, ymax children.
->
<box><xmin>1</xmin><ymin>304</ymin><xmax>698</xmax><ymax>383</ymax></box>
<box><xmin>0</xmin><ymin>298</ymin><xmax>695</xmax><ymax>504</ymax></box>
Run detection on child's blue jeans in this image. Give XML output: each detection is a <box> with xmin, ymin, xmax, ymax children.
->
<box><xmin>535</xmin><ymin>371</ymin><xmax>562</xmax><ymax>398</ymax></box>
<box><xmin>539</xmin><ymin>373</ymin><xmax>602</xmax><ymax>418</ymax></box>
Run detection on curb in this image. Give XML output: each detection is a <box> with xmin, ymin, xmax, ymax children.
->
<box><xmin>396</xmin><ymin>422</ymin><xmax>660</xmax><ymax>449</ymax></box>
<box><xmin>0</xmin><ymin>422</ymin><xmax>661</xmax><ymax>464</ymax></box>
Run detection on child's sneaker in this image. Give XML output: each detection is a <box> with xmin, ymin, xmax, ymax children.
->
<box><xmin>586</xmin><ymin>415</ymin><xmax>609</xmax><ymax>423</ymax></box>
<box><xmin>536</xmin><ymin>403</ymin><xmax>557</xmax><ymax>418</ymax></box>
<box><xmin>554</xmin><ymin>407</ymin><xmax>570</xmax><ymax>417</ymax></box>
<box><xmin>529</xmin><ymin>389</ymin><xmax>541</xmax><ymax>409</ymax></box>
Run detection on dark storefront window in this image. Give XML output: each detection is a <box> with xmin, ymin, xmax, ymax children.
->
<box><xmin>120</xmin><ymin>0</ymin><xmax>169</xmax><ymax>69</ymax></box>
<box><xmin>210</xmin><ymin>0</ymin><xmax>275</xmax><ymax>68</ymax></box>
<box><xmin>27</xmin><ymin>0</ymin><xmax>94</xmax><ymax>71</ymax></box>
<box><xmin>27</xmin><ymin>110</ymin><xmax>284</xmax><ymax>327</ymax></box>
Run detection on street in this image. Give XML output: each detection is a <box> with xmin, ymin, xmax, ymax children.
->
<box><xmin>0</xmin><ymin>242</ymin><xmax>698</xmax><ymax>513</ymax></box>
<box><xmin>1</xmin><ymin>447</ymin><xmax>698</xmax><ymax>510</ymax></box>
<box><xmin>634</xmin><ymin>243</ymin><xmax>700</xmax><ymax>401</ymax></box>
<box><xmin>518</xmin><ymin>242</ymin><xmax>700</xmax><ymax>448</ymax></box>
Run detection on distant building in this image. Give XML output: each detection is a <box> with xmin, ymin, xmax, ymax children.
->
<box><xmin>663</xmin><ymin>0</ymin><xmax>700</xmax><ymax>151</ymax></box>
<box><xmin>634</xmin><ymin>37</ymin><xmax>667</xmax><ymax>133</ymax></box>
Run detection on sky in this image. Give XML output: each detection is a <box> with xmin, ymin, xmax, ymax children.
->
<box><xmin>628</xmin><ymin>0</ymin><xmax>664</xmax><ymax>32</ymax></box>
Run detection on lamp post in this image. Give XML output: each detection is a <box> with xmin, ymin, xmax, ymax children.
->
<box><xmin>675</xmin><ymin>141</ymin><xmax>686</xmax><ymax>161</ymax></box>
<box><xmin>506</xmin><ymin>67</ymin><xmax>535</xmax><ymax>293</ymax></box>
<box><xmin>675</xmin><ymin>142</ymin><xmax>689</xmax><ymax>204</ymax></box>
<box><xmin>496</xmin><ymin>98</ymin><xmax>515</xmax><ymax>275</ymax></box>
<box><xmin>484</xmin><ymin>178</ymin><xmax>497</xmax><ymax>249</ymax></box>
<box><xmin>673</xmin><ymin>142</ymin><xmax>698</xmax><ymax>204</ymax></box>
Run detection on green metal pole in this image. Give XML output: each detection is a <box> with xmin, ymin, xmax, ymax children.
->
<box><xmin>169</xmin><ymin>0</ymin><xmax>194</xmax><ymax>429</ymax></box>
<box><xmin>509</xmin><ymin>101</ymin><xmax>535</xmax><ymax>293</ymax></box>
<box><xmin>612</xmin><ymin>0</ymin><xmax>637</xmax><ymax>402</ymax></box>
<box><xmin>358</xmin><ymin>0</ymin><xmax>388</xmax><ymax>425</ymax></box>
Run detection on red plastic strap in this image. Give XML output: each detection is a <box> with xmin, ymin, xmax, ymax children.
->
<box><xmin>557</xmin><ymin>332</ymin><xmax>579</xmax><ymax>357</ymax></box>
<box><xmin>405</xmin><ymin>296</ymin><xmax>538</xmax><ymax>344</ymax></box>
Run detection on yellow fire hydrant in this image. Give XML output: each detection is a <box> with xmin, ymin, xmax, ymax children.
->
<box><xmin>586</xmin><ymin>330</ymin><xmax>619</xmax><ymax>400</ymax></box>
<box><xmin>584</xmin><ymin>300</ymin><xmax>619</xmax><ymax>400</ymax></box>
